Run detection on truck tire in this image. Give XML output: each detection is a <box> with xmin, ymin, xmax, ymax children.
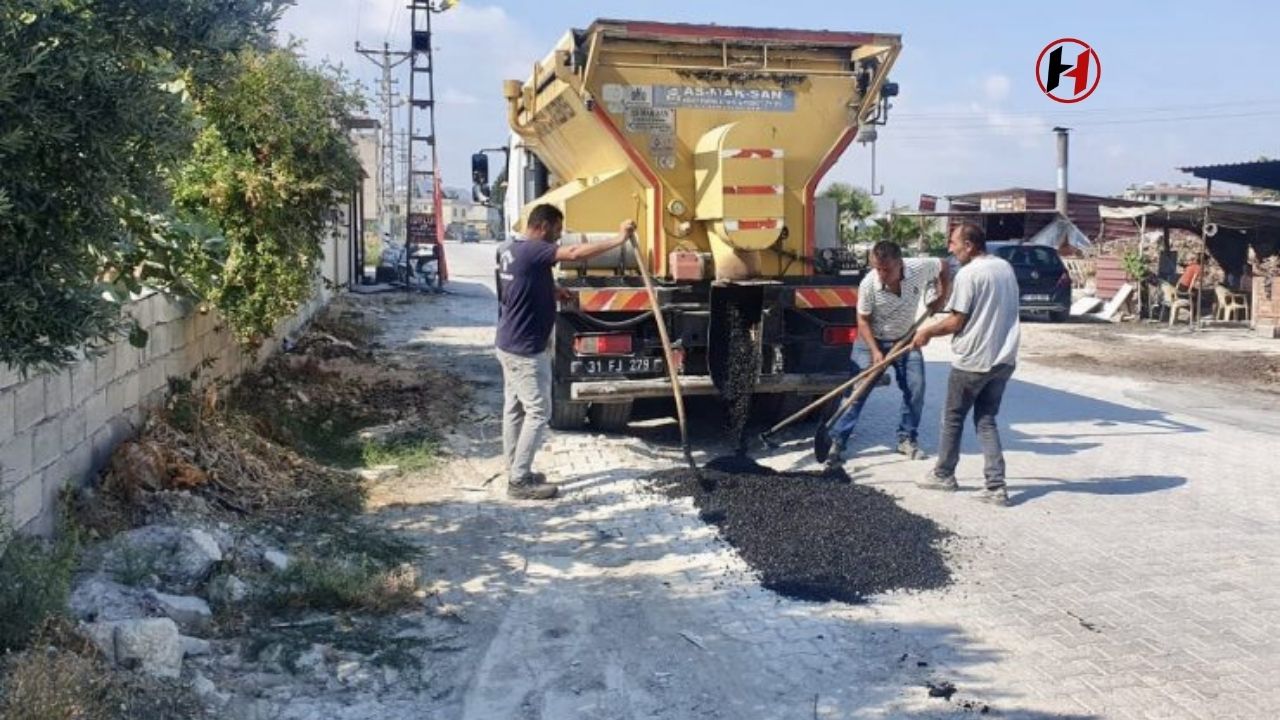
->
<box><xmin>1049</xmin><ymin>310</ymin><xmax>1068</xmax><ymax>323</ymax></box>
<box><xmin>589</xmin><ymin>401</ymin><xmax>633</xmax><ymax>433</ymax></box>
<box><xmin>550</xmin><ymin>387</ymin><xmax>588</xmax><ymax>430</ymax></box>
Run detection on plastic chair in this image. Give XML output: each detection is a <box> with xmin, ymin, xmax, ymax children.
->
<box><xmin>1214</xmin><ymin>284</ymin><xmax>1249</xmax><ymax>322</ymax></box>
<box><xmin>1161</xmin><ymin>281</ymin><xmax>1191</xmax><ymax>326</ymax></box>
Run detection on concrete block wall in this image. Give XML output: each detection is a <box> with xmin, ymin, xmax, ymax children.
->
<box><xmin>0</xmin><ymin>288</ymin><xmax>331</xmax><ymax>536</ymax></box>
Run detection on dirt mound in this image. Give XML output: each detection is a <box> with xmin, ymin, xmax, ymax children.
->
<box><xmin>83</xmin><ymin>302</ymin><xmax>468</xmax><ymax>533</ymax></box>
<box><xmin>652</xmin><ymin>468</ymin><xmax>952</xmax><ymax>604</ymax></box>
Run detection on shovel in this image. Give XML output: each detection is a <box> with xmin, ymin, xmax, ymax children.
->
<box><xmin>759</xmin><ymin>313</ymin><xmax>928</xmax><ymax>450</ymax></box>
<box><xmin>813</xmin><ymin>341</ymin><xmax>916</xmax><ymax>462</ymax></box>
<box><xmin>625</xmin><ymin>230</ymin><xmax>696</xmax><ymax>472</ymax></box>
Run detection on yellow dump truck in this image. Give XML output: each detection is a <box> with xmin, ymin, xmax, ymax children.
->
<box><xmin>472</xmin><ymin>18</ymin><xmax>902</xmax><ymax>430</ymax></box>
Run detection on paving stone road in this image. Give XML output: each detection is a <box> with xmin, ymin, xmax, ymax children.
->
<box><xmin>362</xmin><ymin>242</ymin><xmax>1280</xmax><ymax>720</ymax></box>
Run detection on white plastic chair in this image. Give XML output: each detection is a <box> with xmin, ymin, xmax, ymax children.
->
<box><xmin>1161</xmin><ymin>281</ymin><xmax>1191</xmax><ymax>326</ymax></box>
<box><xmin>1214</xmin><ymin>284</ymin><xmax>1249</xmax><ymax>322</ymax></box>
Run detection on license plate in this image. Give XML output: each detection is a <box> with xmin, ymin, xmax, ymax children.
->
<box><xmin>1022</xmin><ymin>293</ymin><xmax>1052</xmax><ymax>302</ymax></box>
<box><xmin>577</xmin><ymin>357</ymin><xmax>659</xmax><ymax>375</ymax></box>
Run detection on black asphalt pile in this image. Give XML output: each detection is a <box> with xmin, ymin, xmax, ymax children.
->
<box><xmin>651</xmin><ymin>467</ymin><xmax>952</xmax><ymax>604</ymax></box>
<box><xmin>703</xmin><ymin>454</ymin><xmax>775</xmax><ymax>475</ymax></box>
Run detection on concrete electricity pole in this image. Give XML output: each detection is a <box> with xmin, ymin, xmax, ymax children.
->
<box><xmin>355</xmin><ymin>42</ymin><xmax>411</xmax><ymax>241</ymax></box>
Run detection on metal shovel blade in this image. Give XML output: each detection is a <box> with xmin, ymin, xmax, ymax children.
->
<box><xmin>812</xmin><ymin>398</ymin><xmax>838</xmax><ymax>463</ymax></box>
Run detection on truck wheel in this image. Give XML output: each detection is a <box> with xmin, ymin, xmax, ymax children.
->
<box><xmin>550</xmin><ymin>390</ymin><xmax>588</xmax><ymax>430</ymax></box>
<box><xmin>589</xmin><ymin>401</ymin><xmax>633</xmax><ymax>433</ymax></box>
<box><xmin>1049</xmin><ymin>310</ymin><xmax>1068</xmax><ymax>323</ymax></box>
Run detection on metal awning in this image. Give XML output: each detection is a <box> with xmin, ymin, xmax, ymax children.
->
<box><xmin>1179</xmin><ymin>159</ymin><xmax>1280</xmax><ymax>192</ymax></box>
<box><xmin>1100</xmin><ymin>200</ymin><xmax>1280</xmax><ymax>233</ymax></box>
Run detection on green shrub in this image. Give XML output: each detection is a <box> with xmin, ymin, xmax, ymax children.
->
<box><xmin>0</xmin><ymin>532</ymin><xmax>79</xmax><ymax>653</ymax></box>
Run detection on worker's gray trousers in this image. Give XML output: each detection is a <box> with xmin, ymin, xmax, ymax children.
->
<box><xmin>933</xmin><ymin>363</ymin><xmax>1016</xmax><ymax>490</ymax></box>
<box><xmin>498</xmin><ymin>347</ymin><xmax>552</xmax><ymax>482</ymax></box>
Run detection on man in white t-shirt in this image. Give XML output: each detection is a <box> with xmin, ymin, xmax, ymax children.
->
<box><xmin>826</xmin><ymin>241</ymin><xmax>950</xmax><ymax>471</ymax></box>
<box><xmin>912</xmin><ymin>223</ymin><xmax>1021</xmax><ymax>506</ymax></box>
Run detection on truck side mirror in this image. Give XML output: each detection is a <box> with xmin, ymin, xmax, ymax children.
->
<box><xmin>472</xmin><ymin>152</ymin><xmax>491</xmax><ymax>203</ymax></box>
<box><xmin>471</xmin><ymin>153</ymin><xmax>490</xmax><ymax>187</ymax></box>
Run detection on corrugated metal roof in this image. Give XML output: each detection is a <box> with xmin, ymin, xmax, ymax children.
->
<box><xmin>942</xmin><ymin>188</ymin><xmax>1149</xmax><ymax>243</ymax></box>
<box><xmin>1178</xmin><ymin>159</ymin><xmax>1280</xmax><ymax>192</ymax></box>
<box><xmin>1100</xmin><ymin>199</ymin><xmax>1280</xmax><ymax>233</ymax></box>
<box><xmin>945</xmin><ymin>187</ymin><xmax>1148</xmax><ymax>207</ymax></box>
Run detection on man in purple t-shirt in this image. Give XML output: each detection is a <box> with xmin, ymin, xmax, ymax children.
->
<box><xmin>496</xmin><ymin>204</ymin><xmax>635</xmax><ymax>500</ymax></box>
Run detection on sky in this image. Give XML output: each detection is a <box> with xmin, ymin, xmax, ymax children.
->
<box><xmin>279</xmin><ymin>0</ymin><xmax>1280</xmax><ymax>210</ymax></box>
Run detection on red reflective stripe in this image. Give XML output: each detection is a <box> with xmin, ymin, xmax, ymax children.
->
<box><xmin>613</xmin><ymin>21</ymin><xmax>879</xmax><ymax>47</ymax></box>
<box><xmin>622</xmin><ymin>291</ymin><xmax>652</xmax><ymax>311</ymax></box>
<box><xmin>723</xmin><ymin>185</ymin><xmax>783</xmax><ymax>195</ymax></box>
<box><xmin>725</xmin><ymin>148</ymin><xmax>780</xmax><ymax>159</ymax></box>
<box><xmin>734</xmin><ymin>219</ymin><xmax>781</xmax><ymax>231</ymax></box>
<box><xmin>804</xmin><ymin>127</ymin><xmax>858</xmax><ymax>276</ymax></box>
<box><xmin>580</xmin><ymin>290</ymin><xmax>614</xmax><ymax>311</ymax></box>
<box><xmin>796</xmin><ymin>287</ymin><xmax>859</xmax><ymax>308</ymax></box>
<box><xmin>579</xmin><ymin>290</ymin><xmax>651</xmax><ymax>312</ymax></box>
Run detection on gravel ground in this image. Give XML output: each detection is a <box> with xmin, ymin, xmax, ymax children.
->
<box><xmin>1022</xmin><ymin>321</ymin><xmax>1280</xmax><ymax>392</ymax></box>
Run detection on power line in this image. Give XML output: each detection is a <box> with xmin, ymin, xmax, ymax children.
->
<box><xmin>883</xmin><ymin>110</ymin><xmax>1280</xmax><ymax>140</ymax></box>
<box><xmin>892</xmin><ymin>110</ymin><xmax>1280</xmax><ymax>130</ymax></box>
<box><xmin>892</xmin><ymin>98</ymin><xmax>1280</xmax><ymax>121</ymax></box>
<box><xmin>386</xmin><ymin>2</ymin><xmax>406</xmax><ymax>44</ymax></box>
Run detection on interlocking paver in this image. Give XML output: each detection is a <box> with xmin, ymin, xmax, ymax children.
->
<box><xmin>376</xmin><ymin>246</ymin><xmax>1280</xmax><ymax>719</ymax></box>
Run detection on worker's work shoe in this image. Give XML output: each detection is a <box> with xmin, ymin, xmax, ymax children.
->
<box><xmin>823</xmin><ymin>439</ymin><xmax>845</xmax><ymax>471</ymax></box>
<box><xmin>508</xmin><ymin>476</ymin><xmax>558</xmax><ymax>500</ymax></box>
<box><xmin>916</xmin><ymin>471</ymin><xmax>958</xmax><ymax>492</ymax></box>
<box><xmin>897</xmin><ymin>439</ymin><xmax>927</xmax><ymax>460</ymax></box>
<box><xmin>974</xmin><ymin>486</ymin><xmax>1009</xmax><ymax>507</ymax></box>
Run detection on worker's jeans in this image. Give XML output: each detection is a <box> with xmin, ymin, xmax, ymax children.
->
<box><xmin>498</xmin><ymin>347</ymin><xmax>552</xmax><ymax>482</ymax></box>
<box><xmin>829</xmin><ymin>338</ymin><xmax>926</xmax><ymax>447</ymax></box>
<box><xmin>933</xmin><ymin>364</ymin><xmax>1016</xmax><ymax>490</ymax></box>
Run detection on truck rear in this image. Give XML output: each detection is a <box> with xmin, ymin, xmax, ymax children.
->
<box><xmin>476</xmin><ymin>19</ymin><xmax>903</xmax><ymax>430</ymax></box>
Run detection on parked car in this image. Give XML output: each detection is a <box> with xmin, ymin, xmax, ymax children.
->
<box><xmin>461</xmin><ymin>227</ymin><xmax>481</xmax><ymax>243</ymax></box>
<box><xmin>989</xmin><ymin>242</ymin><xmax>1072</xmax><ymax>322</ymax></box>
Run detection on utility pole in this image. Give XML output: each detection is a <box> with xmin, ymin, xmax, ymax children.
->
<box><xmin>395</xmin><ymin>129</ymin><xmax>410</xmax><ymax>200</ymax></box>
<box><xmin>404</xmin><ymin>0</ymin><xmax>454</xmax><ymax>290</ymax></box>
<box><xmin>355</xmin><ymin>42</ymin><xmax>411</xmax><ymax>242</ymax></box>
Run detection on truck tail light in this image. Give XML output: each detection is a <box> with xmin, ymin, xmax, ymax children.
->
<box><xmin>573</xmin><ymin>333</ymin><xmax>633</xmax><ymax>356</ymax></box>
<box><xmin>822</xmin><ymin>326</ymin><xmax>858</xmax><ymax>346</ymax></box>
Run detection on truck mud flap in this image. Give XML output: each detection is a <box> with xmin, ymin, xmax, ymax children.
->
<box><xmin>707</xmin><ymin>283</ymin><xmax>764</xmax><ymax>395</ymax></box>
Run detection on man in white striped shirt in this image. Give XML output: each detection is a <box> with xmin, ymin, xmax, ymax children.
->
<box><xmin>827</xmin><ymin>241</ymin><xmax>951</xmax><ymax>470</ymax></box>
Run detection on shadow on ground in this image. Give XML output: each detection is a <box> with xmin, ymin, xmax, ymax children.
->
<box><xmin>1005</xmin><ymin>474</ymin><xmax>1187</xmax><ymax>507</ymax></box>
<box><xmin>346</xmin><ymin>287</ymin><xmax>1125</xmax><ymax>718</ymax></box>
<box><xmin>369</xmin><ymin>489</ymin><xmax>1102</xmax><ymax>719</ymax></box>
